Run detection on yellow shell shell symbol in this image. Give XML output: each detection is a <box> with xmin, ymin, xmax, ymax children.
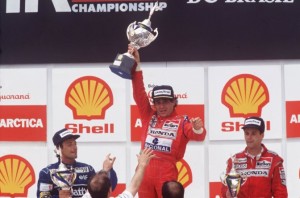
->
<box><xmin>0</xmin><ymin>155</ymin><xmax>35</xmax><ymax>197</ymax></box>
<box><xmin>176</xmin><ymin>159</ymin><xmax>192</xmax><ymax>188</ymax></box>
<box><xmin>222</xmin><ymin>74</ymin><xmax>269</xmax><ymax>118</ymax></box>
<box><xmin>65</xmin><ymin>76</ymin><xmax>113</xmax><ymax>120</ymax></box>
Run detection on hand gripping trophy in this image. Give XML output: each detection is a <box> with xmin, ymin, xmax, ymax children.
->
<box><xmin>220</xmin><ymin>155</ymin><xmax>245</xmax><ymax>198</ymax></box>
<box><xmin>109</xmin><ymin>2</ymin><xmax>160</xmax><ymax>79</ymax></box>
<box><xmin>50</xmin><ymin>149</ymin><xmax>77</xmax><ymax>194</ymax></box>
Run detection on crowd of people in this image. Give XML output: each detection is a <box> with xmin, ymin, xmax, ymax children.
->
<box><xmin>36</xmin><ymin>47</ymin><xmax>288</xmax><ymax>198</ymax></box>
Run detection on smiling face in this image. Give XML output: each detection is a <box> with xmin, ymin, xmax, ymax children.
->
<box><xmin>60</xmin><ymin>138</ymin><xmax>78</xmax><ymax>164</ymax></box>
<box><xmin>153</xmin><ymin>98</ymin><xmax>176</xmax><ymax>117</ymax></box>
<box><xmin>243</xmin><ymin>127</ymin><xmax>264</xmax><ymax>155</ymax></box>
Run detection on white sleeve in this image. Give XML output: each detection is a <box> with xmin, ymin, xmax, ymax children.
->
<box><xmin>117</xmin><ymin>190</ymin><xmax>134</xmax><ymax>198</ymax></box>
<box><xmin>81</xmin><ymin>191</ymin><xmax>92</xmax><ymax>198</ymax></box>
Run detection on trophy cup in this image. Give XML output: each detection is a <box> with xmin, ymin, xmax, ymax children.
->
<box><xmin>50</xmin><ymin>162</ymin><xmax>77</xmax><ymax>192</ymax></box>
<box><xmin>109</xmin><ymin>2</ymin><xmax>159</xmax><ymax>79</ymax></box>
<box><xmin>220</xmin><ymin>155</ymin><xmax>244</xmax><ymax>198</ymax></box>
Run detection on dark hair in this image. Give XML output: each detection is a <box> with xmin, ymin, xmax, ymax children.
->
<box><xmin>152</xmin><ymin>98</ymin><xmax>178</xmax><ymax>108</ymax></box>
<box><xmin>162</xmin><ymin>180</ymin><xmax>184</xmax><ymax>198</ymax></box>
<box><xmin>55</xmin><ymin>143</ymin><xmax>64</xmax><ymax>163</ymax></box>
<box><xmin>87</xmin><ymin>171</ymin><xmax>111</xmax><ymax>198</ymax></box>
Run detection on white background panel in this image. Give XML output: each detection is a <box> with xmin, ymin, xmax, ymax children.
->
<box><xmin>183</xmin><ymin>143</ymin><xmax>206</xmax><ymax>198</ymax></box>
<box><xmin>0</xmin><ymin>143</ymin><xmax>47</xmax><ymax>198</ymax></box>
<box><xmin>73</xmin><ymin>143</ymin><xmax>127</xmax><ymax>183</ymax></box>
<box><xmin>52</xmin><ymin>65</ymin><xmax>127</xmax><ymax>142</ymax></box>
<box><xmin>208</xmin><ymin>65</ymin><xmax>282</xmax><ymax>140</ymax></box>
<box><xmin>2</xmin><ymin>62</ymin><xmax>298</xmax><ymax>197</ymax></box>
<box><xmin>286</xmin><ymin>141</ymin><xmax>300</xmax><ymax>197</ymax></box>
<box><xmin>209</xmin><ymin>142</ymin><xmax>245</xmax><ymax>182</ymax></box>
<box><xmin>0</xmin><ymin>68</ymin><xmax>47</xmax><ymax>105</ymax></box>
<box><xmin>284</xmin><ymin>65</ymin><xmax>300</xmax><ymax>100</ymax></box>
<box><xmin>130</xmin><ymin>63</ymin><xmax>205</xmax><ymax>104</ymax></box>
<box><xmin>284</xmin><ymin>64</ymin><xmax>300</xmax><ymax>139</ymax></box>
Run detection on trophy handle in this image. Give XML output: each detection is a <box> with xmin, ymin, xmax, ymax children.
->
<box><xmin>220</xmin><ymin>172</ymin><xmax>227</xmax><ymax>186</ymax></box>
<box><xmin>127</xmin><ymin>21</ymin><xmax>137</xmax><ymax>39</ymax></box>
<box><xmin>152</xmin><ymin>28</ymin><xmax>159</xmax><ymax>40</ymax></box>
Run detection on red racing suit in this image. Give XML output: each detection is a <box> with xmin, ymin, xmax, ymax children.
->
<box><xmin>132</xmin><ymin>71</ymin><xmax>206</xmax><ymax>198</ymax></box>
<box><xmin>221</xmin><ymin>144</ymin><xmax>288</xmax><ymax>198</ymax></box>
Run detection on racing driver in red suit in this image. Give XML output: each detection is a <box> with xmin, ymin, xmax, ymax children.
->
<box><xmin>129</xmin><ymin>46</ymin><xmax>207</xmax><ymax>198</ymax></box>
<box><xmin>221</xmin><ymin>117</ymin><xmax>288</xmax><ymax>198</ymax></box>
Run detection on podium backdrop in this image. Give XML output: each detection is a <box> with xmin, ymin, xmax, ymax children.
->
<box><xmin>1</xmin><ymin>0</ymin><xmax>300</xmax><ymax>64</ymax></box>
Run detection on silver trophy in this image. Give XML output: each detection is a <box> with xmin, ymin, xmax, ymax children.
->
<box><xmin>109</xmin><ymin>2</ymin><xmax>159</xmax><ymax>79</ymax></box>
<box><xmin>50</xmin><ymin>156</ymin><xmax>77</xmax><ymax>191</ymax></box>
<box><xmin>220</xmin><ymin>155</ymin><xmax>244</xmax><ymax>198</ymax></box>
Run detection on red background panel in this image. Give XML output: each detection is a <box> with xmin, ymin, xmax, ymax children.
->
<box><xmin>0</xmin><ymin>105</ymin><xmax>47</xmax><ymax>141</ymax></box>
<box><xmin>110</xmin><ymin>183</ymin><xmax>126</xmax><ymax>197</ymax></box>
<box><xmin>286</xmin><ymin>101</ymin><xmax>300</xmax><ymax>138</ymax></box>
<box><xmin>209</xmin><ymin>181</ymin><xmax>223</xmax><ymax>198</ymax></box>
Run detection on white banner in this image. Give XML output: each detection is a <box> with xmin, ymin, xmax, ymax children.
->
<box><xmin>52</xmin><ymin>65</ymin><xmax>127</xmax><ymax>142</ymax></box>
<box><xmin>0</xmin><ymin>143</ymin><xmax>47</xmax><ymax>198</ymax></box>
<box><xmin>208</xmin><ymin>65</ymin><xmax>282</xmax><ymax>140</ymax></box>
<box><xmin>130</xmin><ymin>63</ymin><xmax>205</xmax><ymax>105</ymax></box>
<box><xmin>0</xmin><ymin>68</ymin><xmax>47</xmax><ymax>105</ymax></box>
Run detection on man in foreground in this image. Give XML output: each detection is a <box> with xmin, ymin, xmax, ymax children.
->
<box><xmin>221</xmin><ymin>116</ymin><xmax>288</xmax><ymax>197</ymax></box>
<box><xmin>162</xmin><ymin>181</ymin><xmax>184</xmax><ymax>198</ymax></box>
<box><xmin>84</xmin><ymin>148</ymin><xmax>155</xmax><ymax>198</ymax></box>
<box><xmin>37</xmin><ymin>128</ymin><xmax>118</xmax><ymax>198</ymax></box>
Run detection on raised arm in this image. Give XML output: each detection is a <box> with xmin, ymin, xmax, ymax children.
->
<box><xmin>102</xmin><ymin>153</ymin><xmax>118</xmax><ymax>191</ymax></box>
<box><xmin>127</xmin><ymin>148</ymin><xmax>156</xmax><ymax>197</ymax></box>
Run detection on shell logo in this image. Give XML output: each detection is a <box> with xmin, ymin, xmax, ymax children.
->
<box><xmin>65</xmin><ymin>76</ymin><xmax>113</xmax><ymax>120</ymax></box>
<box><xmin>176</xmin><ymin>159</ymin><xmax>192</xmax><ymax>188</ymax></box>
<box><xmin>221</xmin><ymin>74</ymin><xmax>269</xmax><ymax>118</ymax></box>
<box><xmin>0</xmin><ymin>155</ymin><xmax>35</xmax><ymax>197</ymax></box>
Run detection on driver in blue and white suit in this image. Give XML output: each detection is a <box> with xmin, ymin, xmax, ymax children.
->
<box><xmin>37</xmin><ymin>128</ymin><xmax>117</xmax><ymax>198</ymax></box>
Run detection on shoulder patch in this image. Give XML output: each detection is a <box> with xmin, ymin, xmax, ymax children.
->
<box><xmin>39</xmin><ymin>183</ymin><xmax>53</xmax><ymax>191</ymax></box>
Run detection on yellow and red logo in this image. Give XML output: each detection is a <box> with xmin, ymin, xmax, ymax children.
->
<box><xmin>0</xmin><ymin>155</ymin><xmax>35</xmax><ymax>197</ymax></box>
<box><xmin>176</xmin><ymin>159</ymin><xmax>193</xmax><ymax>188</ymax></box>
<box><xmin>65</xmin><ymin>76</ymin><xmax>113</xmax><ymax>120</ymax></box>
<box><xmin>222</xmin><ymin>74</ymin><xmax>269</xmax><ymax>118</ymax></box>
